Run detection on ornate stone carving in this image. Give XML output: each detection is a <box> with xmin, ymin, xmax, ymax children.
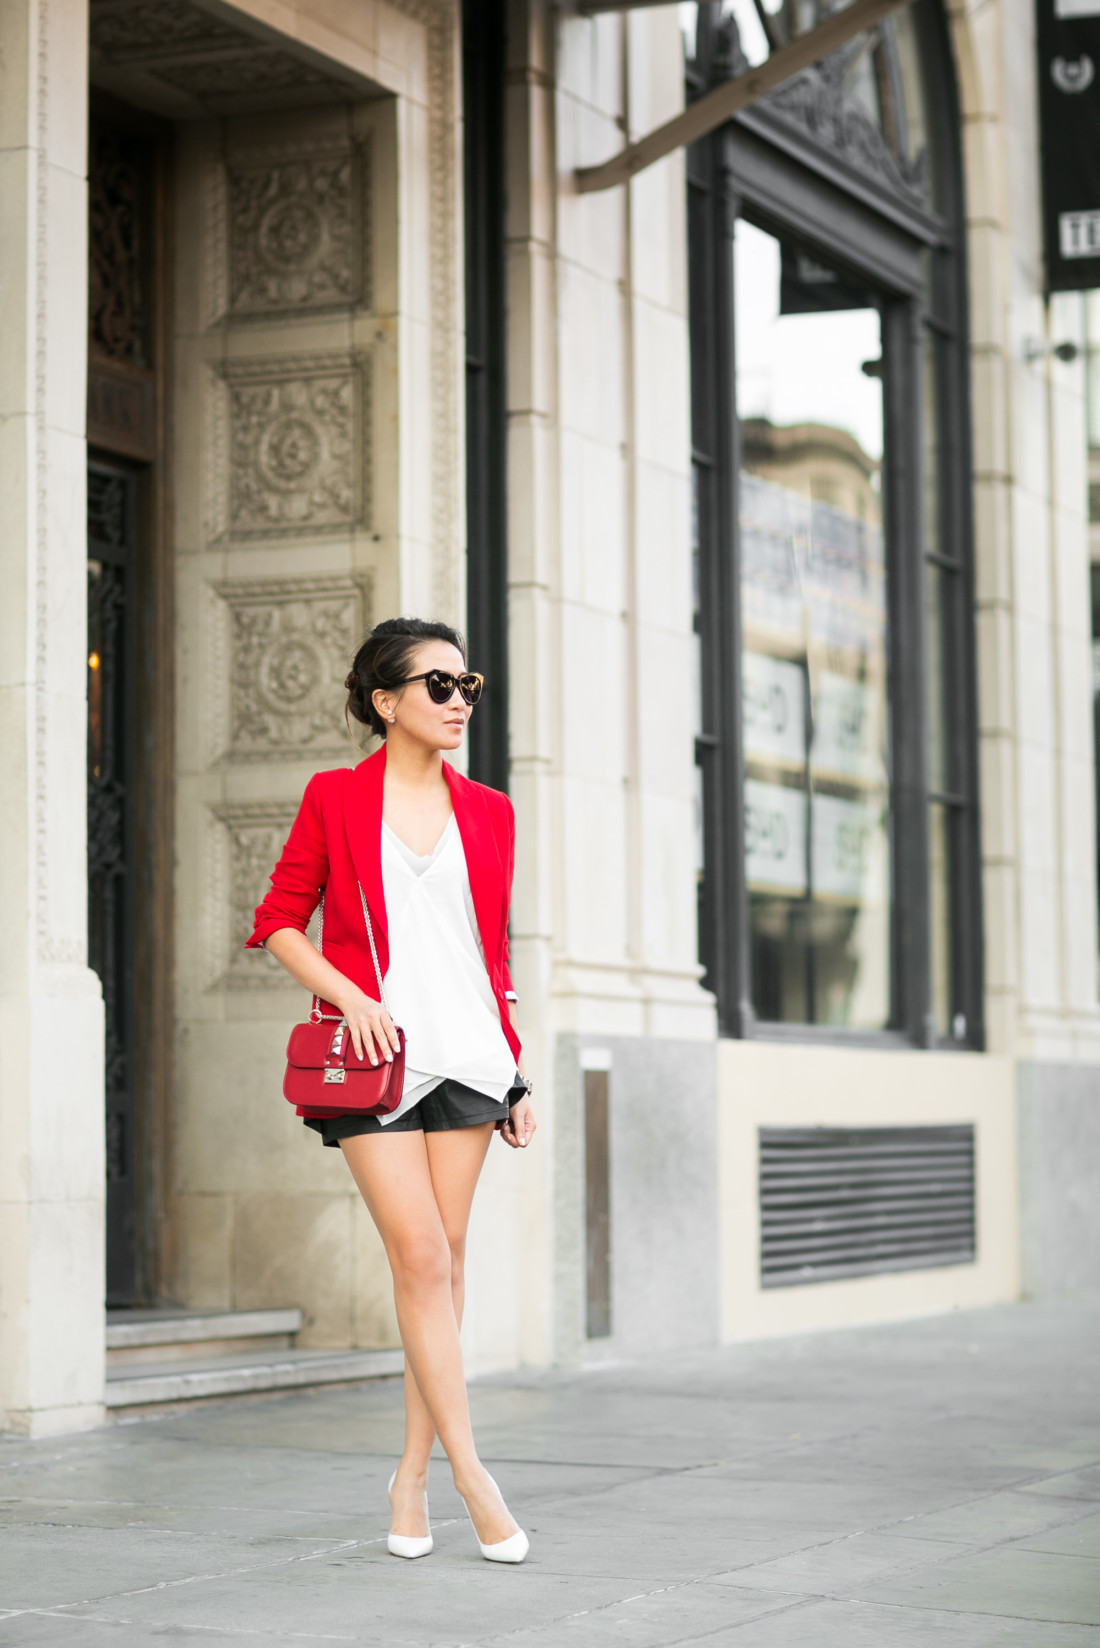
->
<box><xmin>187</xmin><ymin>1</ymin><xmax>460</xmax><ymax>607</ymax></box>
<box><xmin>87</xmin><ymin>120</ymin><xmax>158</xmax><ymax>461</ymax></box>
<box><xmin>217</xmin><ymin>354</ymin><xmax>368</xmax><ymax>539</ymax></box>
<box><xmin>90</xmin><ymin>1</ymin><xmax>242</xmax><ymax>59</ymax></box>
<box><xmin>87</xmin><ymin>466</ymin><xmax>128</xmax><ymax>549</ymax></box>
<box><xmin>89</xmin><ymin>1</ymin><xmax>357</xmax><ymax>113</ymax></box>
<box><xmin>88</xmin><ymin>126</ymin><xmax>147</xmax><ymax>366</ymax></box>
<box><xmin>759</xmin><ymin>42</ymin><xmax>928</xmax><ymax>207</ymax></box>
<box><xmin>208</xmin><ymin>801</ymin><xmax>309</xmax><ymax>989</ymax></box>
<box><xmin>228</xmin><ymin>142</ymin><xmax>367</xmax><ymax>316</ymax></box>
<box><xmin>155</xmin><ymin>50</ymin><xmax>337</xmax><ymax>100</ymax></box>
<box><xmin>211</xmin><ymin>574</ymin><xmax>370</xmax><ymax>763</ymax></box>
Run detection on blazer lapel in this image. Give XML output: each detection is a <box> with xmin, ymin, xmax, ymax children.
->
<box><xmin>344</xmin><ymin>745</ymin><xmax>388</xmax><ymax>954</ymax></box>
<box><xmin>444</xmin><ymin>763</ymin><xmax>503</xmax><ymax>968</ymax></box>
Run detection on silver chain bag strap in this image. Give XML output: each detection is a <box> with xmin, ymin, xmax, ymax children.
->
<box><xmin>309</xmin><ymin>883</ymin><xmax>390</xmax><ymax>1023</ymax></box>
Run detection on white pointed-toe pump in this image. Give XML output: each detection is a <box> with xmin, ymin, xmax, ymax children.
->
<box><xmin>465</xmin><ymin>1472</ymin><xmax>529</xmax><ymax>1564</ymax></box>
<box><xmin>386</xmin><ymin>1469</ymin><xmax>434</xmax><ymax>1559</ymax></box>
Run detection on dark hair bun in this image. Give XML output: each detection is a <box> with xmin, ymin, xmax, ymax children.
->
<box><xmin>346</xmin><ymin>617</ymin><xmax>466</xmax><ymax>740</ymax></box>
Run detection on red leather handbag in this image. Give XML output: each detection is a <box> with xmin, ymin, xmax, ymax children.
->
<box><xmin>283</xmin><ymin>883</ymin><xmax>405</xmax><ymax>1118</ymax></box>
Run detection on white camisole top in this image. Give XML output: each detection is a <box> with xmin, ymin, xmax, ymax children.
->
<box><xmin>376</xmin><ymin>815</ymin><xmax>518</xmax><ymax>1126</ymax></box>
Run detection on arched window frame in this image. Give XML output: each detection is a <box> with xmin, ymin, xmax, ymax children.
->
<box><xmin>688</xmin><ymin>0</ymin><xmax>983</xmax><ymax>1048</ymax></box>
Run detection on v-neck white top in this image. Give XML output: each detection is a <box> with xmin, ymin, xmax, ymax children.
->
<box><xmin>377</xmin><ymin>815</ymin><xmax>518</xmax><ymax>1125</ymax></box>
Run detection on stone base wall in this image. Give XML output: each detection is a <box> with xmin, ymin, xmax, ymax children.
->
<box><xmin>552</xmin><ymin>1033</ymin><xmax>720</xmax><ymax>1364</ymax></box>
<box><xmin>1018</xmin><ymin>1062</ymin><xmax>1100</xmax><ymax>1298</ymax></box>
<box><xmin>718</xmin><ymin>1041</ymin><xmax>1020</xmax><ymax>1340</ymax></box>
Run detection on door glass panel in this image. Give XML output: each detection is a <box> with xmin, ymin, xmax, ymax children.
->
<box><xmin>1091</xmin><ymin>564</ymin><xmax>1100</xmax><ymax>986</ymax></box>
<box><xmin>922</xmin><ymin>325</ymin><xmax>962</xmax><ymax>1039</ymax></box>
<box><xmin>926</xmin><ymin>560</ymin><xmax>949</xmax><ymax>798</ymax></box>
<box><xmin>736</xmin><ymin>219</ymin><xmax>891</xmax><ymax>1028</ymax></box>
<box><xmin>929</xmin><ymin>799</ymin><xmax>952</xmax><ymax>1036</ymax></box>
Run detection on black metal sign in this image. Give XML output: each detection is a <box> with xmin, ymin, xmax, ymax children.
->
<box><xmin>1036</xmin><ymin>0</ymin><xmax>1100</xmax><ymax>290</ymax></box>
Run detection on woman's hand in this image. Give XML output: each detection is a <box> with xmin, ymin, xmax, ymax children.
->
<box><xmin>264</xmin><ymin>930</ymin><xmax>399</xmax><ymax>1065</ymax></box>
<box><xmin>336</xmin><ymin>985</ymin><xmax>401</xmax><ymax>1067</ymax></box>
<box><xmin>500</xmin><ymin>1094</ymin><xmax>536</xmax><ymax>1150</ymax></box>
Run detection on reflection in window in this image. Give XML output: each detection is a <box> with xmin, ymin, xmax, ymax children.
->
<box><xmin>1092</xmin><ymin>566</ymin><xmax>1100</xmax><ymax>980</ymax></box>
<box><xmin>736</xmin><ymin>220</ymin><xmax>890</xmax><ymax>1027</ymax></box>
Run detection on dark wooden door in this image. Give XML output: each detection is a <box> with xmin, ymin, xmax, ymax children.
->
<box><xmin>87</xmin><ymin>104</ymin><xmax>166</xmax><ymax>1305</ymax></box>
<box><xmin>87</xmin><ymin>462</ymin><xmax>140</xmax><ymax>1303</ymax></box>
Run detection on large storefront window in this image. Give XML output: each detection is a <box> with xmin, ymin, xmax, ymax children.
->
<box><xmin>688</xmin><ymin>0</ymin><xmax>982</xmax><ymax>1046</ymax></box>
<box><xmin>737</xmin><ymin>224</ymin><xmax>890</xmax><ymax>1028</ymax></box>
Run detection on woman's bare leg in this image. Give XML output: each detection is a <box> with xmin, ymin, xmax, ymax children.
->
<box><xmin>395</xmin><ymin>1126</ymin><xmax>492</xmax><ymax>1493</ymax></box>
<box><xmin>384</xmin><ymin>1125</ymin><xmax>493</xmax><ymax>1534</ymax></box>
<box><xmin>340</xmin><ymin>1124</ymin><xmax>518</xmax><ymax>1546</ymax></box>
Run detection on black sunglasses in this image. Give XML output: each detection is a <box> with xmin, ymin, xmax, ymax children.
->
<box><xmin>403</xmin><ymin>669</ymin><xmax>484</xmax><ymax>707</ymax></box>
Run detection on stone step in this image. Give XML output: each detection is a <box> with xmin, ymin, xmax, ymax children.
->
<box><xmin>106</xmin><ymin>1307</ymin><xmax>304</xmax><ymax>1367</ymax></box>
<box><xmin>106</xmin><ymin>1306</ymin><xmax>304</xmax><ymax>1349</ymax></box>
<box><xmin>105</xmin><ymin>1346</ymin><xmax>405</xmax><ymax>1411</ymax></box>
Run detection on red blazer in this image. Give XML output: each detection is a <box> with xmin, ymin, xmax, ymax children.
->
<box><xmin>247</xmin><ymin>746</ymin><xmax>521</xmax><ymax>1070</ymax></box>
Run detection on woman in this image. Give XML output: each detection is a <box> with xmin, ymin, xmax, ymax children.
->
<box><xmin>247</xmin><ymin>617</ymin><xmax>535</xmax><ymax>1565</ymax></box>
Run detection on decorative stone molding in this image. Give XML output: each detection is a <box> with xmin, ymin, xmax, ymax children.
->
<box><xmin>207</xmin><ymin>801</ymin><xmax>310</xmax><ymax>989</ymax></box>
<box><xmin>390</xmin><ymin>0</ymin><xmax>463</xmax><ymax>620</ymax></box>
<box><xmin>201</xmin><ymin>359</ymin><xmax>229</xmax><ymax>541</ymax></box>
<box><xmin>208</xmin><ymin>574</ymin><xmax>370</xmax><ymax>765</ymax></box>
<box><xmin>158</xmin><ymin>50</ymin><xmax>338</xmax><ymax>102</ymax></box>
<box><xmin>194</xmin><ymin>1</ymin><xmax>460</xmax><ymax>606</ymax></box>
<box><xmin>227</xmin><ymin>139</ymin><xmax>370</xmax><ymax>317</ymax></box>
<box><xmin>210</xmin><ymin>353</ymin><xmax>370</xmax><ymax>541</ymax></box>
<box><xmin>88</xmin><ymin>1</ymin><xmax>358</xmax><ymax>115</ymax></box>
<box><xmin>35</xmin><ymin>0</ymin><xmax>82</xmax><ymax>966</ymax></box>
<box><xmin>201</xmin><ymin>577</ymin><xmax>230</xmax><ymax>768</ymax></box>
<box><xmin>201</xmin><ymin>136</ymin><xmax>228</xmax><ymax>330</ymax></box>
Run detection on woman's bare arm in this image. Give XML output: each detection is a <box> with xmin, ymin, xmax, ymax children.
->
<box><xmin>498</xmin><ymin>1000</ymin><xmax>536</xmax><ymax>1149</ymax></box>
<box><xmin>265</xmin><ymin>927</ymin><xmax>401</xmax><ymax>1066</ymax></box>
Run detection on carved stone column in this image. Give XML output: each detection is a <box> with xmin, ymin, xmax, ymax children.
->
<box><xmin>170</xmin><ymin>100</ymin><xmax>380</xmax><ymax>1336</ymax></box>
<box><xmin>167</xmin><ymin>1</ymin><xmax>465</xmax><ymax>1345</ymax></box>
<box><xmin>0</xmin><ymin>0</ymin><xmax>106</xmax><ymax>1435</ymax></box>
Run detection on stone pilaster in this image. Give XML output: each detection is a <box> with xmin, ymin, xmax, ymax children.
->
<box><xmin>0</xmin><ymin>0</ymin><xmax>105</xmax><ymax>1435</ymax></box>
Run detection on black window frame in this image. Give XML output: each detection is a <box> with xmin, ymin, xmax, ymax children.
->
<box><xmin>688</xmin><ymin>0</ymin><xmax>983</xmax><ymax>1050</ymax></box>
<box><xmin>463</xmin><ymin>0</ymin><xmax>509</xmax><ymax>793</ymax></box>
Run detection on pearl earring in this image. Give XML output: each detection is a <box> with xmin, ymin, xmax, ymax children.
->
<box><xmin>388</xmin><ymin>715</ymin><xmax>395</xmax><ymax>723</ymax></box>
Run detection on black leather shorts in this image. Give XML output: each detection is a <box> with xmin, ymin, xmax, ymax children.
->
<box><xmin>304</xmin><ymin>1076</ymin><xmax>525</xmax><ymax>1147</ymax></box>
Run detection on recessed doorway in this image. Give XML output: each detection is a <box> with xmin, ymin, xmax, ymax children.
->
<box><xmin>87</xmin><ymin>101</ymin><xmax>172</xmax><ymax>1306</ymax></box>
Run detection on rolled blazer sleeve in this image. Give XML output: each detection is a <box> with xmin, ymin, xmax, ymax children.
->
<box><xmin>245</xmin><ymin>776</ymin><xmax>328</xmax><ymax>951</ymax></box>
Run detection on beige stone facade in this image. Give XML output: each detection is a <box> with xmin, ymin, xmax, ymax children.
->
<box><xmin>1</xmin><ymin>0</ymin><xmax>1098</xmax><ymax>1435</ymax></box>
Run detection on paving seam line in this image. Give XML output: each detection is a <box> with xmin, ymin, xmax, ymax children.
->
<box><xmin>0</xmin><ymin>1611</ymin><xmax>358</xmax><ymax>1643</ymax></box>
<box><xmin>18</xmin><ymin>1536</ymin><xmax>364</xmax><ymax>1613</ymax></box>
<box><xmin>838</xmin><ymin>1595</ymin><xmax>1100</xmax><ymax>1627</ymax></box>
<box><xmin>710</xmin><ymin>1495</ymin><xmax>1100</xmax><ymax>1585</ymax></box>
<box><xmin>8</xmin><ymin>1521</ymin><xmax>472</xmax><ymax>1616</ymax></box>
<box><xmin>445</xmin><ymin>1565</ymin><xmax>822</xmax><ymax>1648</ymax></box>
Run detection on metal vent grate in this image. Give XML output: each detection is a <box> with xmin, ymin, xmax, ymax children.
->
<box><xmin>759</xmin><ymin>1125</ymin><xmax>976</xmax><ymax>1288</ymax></box>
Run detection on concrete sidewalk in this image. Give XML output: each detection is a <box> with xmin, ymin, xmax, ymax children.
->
<box><xmin>1</xmin><ymin>1299</ymin><xmax>1098</xmax><ymax>1646</ymax></box>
